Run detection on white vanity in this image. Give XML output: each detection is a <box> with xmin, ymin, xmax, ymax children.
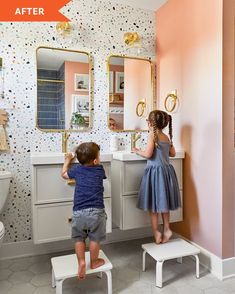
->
<box><xmin>30</xmin><ymin>153</ymin><xmax>112</xmax><ymax>244</ymax></box>
<box><xmin>30</xmin><ymin>151</ymin><xmax>184</xmax><ymax>244</ymax></box>
<box><xmin>111</xmin><ymin>151</ymin><xmax>185</xmax><ymax>230</ymax></box>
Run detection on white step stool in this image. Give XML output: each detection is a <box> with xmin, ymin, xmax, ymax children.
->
<box><xmin>51</xmin><ymin>250</ymin><xmax>113</xmax><ymax>294</ymax></box>
<box><xmin>142</xmin><ymin>238</ymin><xmax>200</xmax><ymax>288</ymax></box>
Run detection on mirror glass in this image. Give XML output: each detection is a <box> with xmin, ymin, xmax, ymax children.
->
<box><xmin>36</xmin><ymin>47</ymin><xmax>91</xmax><ymax>131</ymax></box>
<box><xmin>108</xmin><ymin>55</ymin><xmax>153</xmax><ymax>131</ymax></box>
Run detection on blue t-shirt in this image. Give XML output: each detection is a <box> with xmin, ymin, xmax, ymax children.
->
<box><xmin>67</xmin><ymin>164</ymin><xmax>106</xmax><ymax>211</ymax></box>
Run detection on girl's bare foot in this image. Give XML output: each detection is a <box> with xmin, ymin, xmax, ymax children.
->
<box><xmin>91</xmin><ymin>258</ymin><xmax>105</xmax><ymax>269</ymax></box>
<box><xmin>162</xmin><ymin>229</ymin><xmax>172</xmax><ymax>243</ymax></box>
<box><xmin>154</xmin><ymin>230</ymin><xmax>162</xmax><ymax>244</ymax></box>
<box><xmin>78</xmin><ymin>260</ymin><xmax>86</xmax><ymax>280</ymax></box>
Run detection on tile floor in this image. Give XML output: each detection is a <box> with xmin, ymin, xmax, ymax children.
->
<box><xmin>0</xmin><ymin>237</ymin><xmax>235</xmax><ymax>294</ymax></box>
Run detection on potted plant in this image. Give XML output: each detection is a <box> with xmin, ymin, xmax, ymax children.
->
<box><xmin>70</xmin><ymin>112</ymin><xmax>86</xmax><ymax>129</ymax></box>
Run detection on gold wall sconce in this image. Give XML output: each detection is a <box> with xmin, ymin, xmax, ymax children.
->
<box><xmin>56</xmin><ymin>22</ymin><xmax>79</xmax><ymax>45</ymax></box>
<box><xmin>124</xmin><ymin>32</ymin><xmax>140</xmax><ymax>46</ymax></box>
<box><xmin>164</xmin><ymin>90</ymin><xmax>178</xmax><ymax>113</ymax></box>
<box><xmin>56</xmin><ymin>22</ymin><xmax>72</xmax><ymax>37</ymax></box>
<box><xmin>136</xmin><ymin>99</ymin><xmax>146</xmax><ymax>117</ymax></box>
<box><xmin>123</xmin><ymin>32</ymin><xmax>147</xmax><ymax>55</ymax></box>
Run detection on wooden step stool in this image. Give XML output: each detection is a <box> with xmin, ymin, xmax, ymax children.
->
<box><xmin>142</xmin><ymin>238</ymin><xmax>200</xmax><ymax>288</ymax></box>
<box><xmin>51</xmin><ymin>250</ymin><xmax>113</xmax><ymax>294</ymax></box>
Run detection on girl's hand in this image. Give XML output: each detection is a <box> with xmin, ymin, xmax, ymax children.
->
<box><xmin>132</xmin><ymin>147</ymin><xmax>140</xmax><ymax>153</ymax></box>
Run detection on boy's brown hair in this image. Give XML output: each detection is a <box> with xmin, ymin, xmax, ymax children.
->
<box><xmin>75</xmin><ymin>142</ymin><xmax>100</xmax><ymax>165</ymax></box>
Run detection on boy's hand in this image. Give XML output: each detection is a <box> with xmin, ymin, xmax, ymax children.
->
<box><xmin>65</xmin><ymin>152</ymin><xmax>75</xmax><ymax>162</ymax></box>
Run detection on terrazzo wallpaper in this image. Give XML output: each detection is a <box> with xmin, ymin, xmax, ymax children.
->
<box><xmin>0</xmin><ymin>0</ymin><xmax>155</xmax><ymax>243</ymax></box>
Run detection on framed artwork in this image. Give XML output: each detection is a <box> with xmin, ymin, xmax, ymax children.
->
<box><xmin>72</xmin><ymin>95</ymin><xmax>89</xmax><ymax>114</ymax></box>
<box><xmin>109</xmin><ymin>71</ymin><xmax>114</xmax><ymax>93</ymax></box>
<box><xmin>74</xmin><ymin>73</ymin><xmax>89</xmax><ymax>91</ymax></box>
<box><xmin>115</xmin><ymin>72</ymin><xmax>124</xmax><ymax>93</ymax></box>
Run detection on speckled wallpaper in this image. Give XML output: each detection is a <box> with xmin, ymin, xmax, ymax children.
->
<box><xmin>0</xmin><ymin>0</ymin><xmax>155</xmax><ymax>243</ymax></box>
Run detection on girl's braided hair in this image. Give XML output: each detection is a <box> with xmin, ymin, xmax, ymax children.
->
<box><xmin>148</xmin><ymin>110</ymin><xmax>173</xmax><ymax>146</ymax></box>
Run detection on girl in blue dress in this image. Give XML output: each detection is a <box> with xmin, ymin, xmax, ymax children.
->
<box><xmin>133</xmin><ymin>110</ymin><xmax>181</xmax><ymax>244</ymax></box>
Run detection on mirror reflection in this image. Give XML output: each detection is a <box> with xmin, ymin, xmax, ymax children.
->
<box><xmin>36</xmin><ymin>47</ymin><xmax>91</xmax><ymax>131</ymax></box>
<box><xmin>108</xmin><ymin>55</ymin><xmax>153</xmax><ymax>131</ymax></box>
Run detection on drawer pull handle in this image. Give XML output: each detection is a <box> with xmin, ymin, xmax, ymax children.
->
<box><xmin>67</xmin><ymin>179</ymin><xmax>75</xmax><ymax>185</ymax></box>
<box><xmin>67</xmin><ymin>217</ymin><xmax>72</xmax><ymax>223</ymax></box>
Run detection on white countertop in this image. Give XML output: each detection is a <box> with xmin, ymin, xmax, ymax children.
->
<box><xmin>30</xmin><ymin>150</ymin><xmax>185</xmax><ymax>165</ymax></box>
<box><xmin>30</xmin><ymin>152</ymin><xmax>113</xmax><ymax>165</ymax></box>
<box><xmin>112</xmin><ymin>150</ymin><xmax>185</xmax><ymax>161</ymax></box>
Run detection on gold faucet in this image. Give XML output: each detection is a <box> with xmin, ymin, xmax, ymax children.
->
<box><xmin>131</xmin><ymin>133</ymin><xmax>141</xmax><ymax>151</ymax></box>
<box><xmin>62</xmin><ymin>131</ymin><xmax>70</xmax><ymax>153</ymax></box>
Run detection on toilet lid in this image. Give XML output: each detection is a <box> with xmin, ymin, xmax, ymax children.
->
<box><xmin>0</xmin><ymin>222</ymin><xmax>4</xmax><ymax>237</ymax></box>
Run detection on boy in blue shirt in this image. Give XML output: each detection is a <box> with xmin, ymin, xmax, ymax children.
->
<box><xmin>61</xmin><ymin>142</ymin><xmax>107</xmax><ymax>280</ymax></box>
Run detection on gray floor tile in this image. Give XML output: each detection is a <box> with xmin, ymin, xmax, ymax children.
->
<box><xmin>0</xmin><ymin>280</ymin><xmax>12</xmax><ymax>293</ymax></box>
<box><xmin>8</xmin><ymin>270</ymin><xmax>35</xmax><ymax>284</ymax></box>
<box><xmin>0</xmin><ymin>237</ymin><xmax>234</xmax><ymax>294</ymax></box>
<box><xmin>6</xmin><ymin>283</ymin><xmax>35</xmax><ymax>294</ymax></box>
<box><xmin>0</xmin><ymin>269</ymin><xmax>12</xmax><ymax>281</ymax></box>
<box><xmin>30</xmin><ymin>272</ymin><xmax>51</xmax><ymax>287</ymax></box>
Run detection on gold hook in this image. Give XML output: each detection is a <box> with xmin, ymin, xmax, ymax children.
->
<box><xmin>136</xmin><ymin>99</ymin><xmax>146</xmax><ymax>117</ymax></box>
<box><xmin>164</xmin><ymin>93</ymin><xmax>178</xmax><ymax>112</ymax></box>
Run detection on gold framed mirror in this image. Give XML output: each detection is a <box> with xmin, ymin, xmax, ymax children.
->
<box><xmin>36</xmin><ymin>46</ymin><xmax>92</xmax><ymax>132</ymax></box>
<box><xmin>107</xmin><ymin>54</ymin><xmax>154</xmax><ymax>132</ymax></box>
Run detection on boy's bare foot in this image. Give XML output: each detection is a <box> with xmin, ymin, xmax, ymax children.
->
<box><xmin>78</xmin><ymin>260</ymin><xmax>86</xmax><ymax>280</ymax></box>
<box><xmin>154</xmin><ymin>231</ymin><xmax>162</xmax><ymax>244</ymax></box>
<box><xmin>91</xmin><ymin>258</ymin><xmax>105</xmax><ymax>269</ymax></box>
<box><xmin>162</xmin><ymin>229</ymin><xmax>172</xmax><ymax>243</ymax></box>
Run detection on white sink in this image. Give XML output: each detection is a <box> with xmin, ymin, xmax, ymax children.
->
<box><xmin>30</xmin><ymin>152</ymin><xmax>113</xmax><ymax>165</ymax></box>
<box><xmin>112</xmin><ymin>150</ymin><xmax>185</xmax><ymax>161</ymax></box>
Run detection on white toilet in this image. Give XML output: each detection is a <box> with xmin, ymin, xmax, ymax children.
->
<box><xmin>0</xmin><ymin>171</ymin><xmax>12</xmax><ymax>246</ymax></box>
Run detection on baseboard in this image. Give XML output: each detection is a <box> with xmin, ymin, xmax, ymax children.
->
<box><xmin>174</xmin><ymin>233</ymin><xmax>235</xmax><ymax>280</ymax></box>
<box><xmin>0</xmin><ymin>227</ymin><xmax>152</xmax><ymax>260</ymax></box>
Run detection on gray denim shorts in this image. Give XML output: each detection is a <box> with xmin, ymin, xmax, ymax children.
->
<box><xmin>71</xmin><ymin>208</ymin><xmax>107</xmax><ymax>242</ymax></box>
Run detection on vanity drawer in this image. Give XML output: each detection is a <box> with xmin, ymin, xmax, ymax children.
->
<box><xmin>122</xmin><ymin>160</ymin><xmax>182</xmax><ymax>195</ymax></box>
<box><xmin>33</xmin><ymin>198</ymin><xmax>112</xmax><ymax>244</ymax></box>
<box><xmin>34</xmin><ymin>165</ymin><xmax>74</xmax><ymax>202</ymax></box>
<box><xmin>122</xmin><ymin>161</ymin><xmax>146</xmax><ymax>195</ymax></box>
<box><xmin>34</xmin><ymin>164</ymin><xmax>110</xmax><ymax>203</ymax></box>
<box><xmin>122</xmin><ymin>195</ymin><xmax>150</xmax><ymax>229</ymax></box>
<box><xmin>34</xmin><ymin>202</ymin><xmax>73</xmax><ymax>243</ymax></box>
<box><xmin>122</xmin><ymin>192</ymin><xmax>183</xmax><ymax>230</ymax></box>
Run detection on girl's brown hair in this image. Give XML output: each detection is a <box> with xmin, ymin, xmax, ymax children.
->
<box><xmin>148</xmin><ymin>110</ymin><xmax>173</xmax><ymax>146</ymax></box>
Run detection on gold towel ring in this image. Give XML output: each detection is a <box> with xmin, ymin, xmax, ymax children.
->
<box><xmin>164</xmin><ymin>93</ymin><xmax>177</xmax><ymax>113</ymax></box>
<box><xmin>136</xmin><ymin>100</ymin><xmax>146</xmax><ymax>117</ymax></box>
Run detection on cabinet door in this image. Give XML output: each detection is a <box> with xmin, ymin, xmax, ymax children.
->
<box><xmin>122</xmin><ymin>192</ymin><xmax>183</xmax><ymax>230</ymax></box>
<box><xmin>122</xmin><ymin>162</ymin><xmax>146</xmax><ymax>195</ymax></box>
<box><xmin>33</xmin><ymin>199</ymin><xmax>112</xmax><ymax>244</ymax></box>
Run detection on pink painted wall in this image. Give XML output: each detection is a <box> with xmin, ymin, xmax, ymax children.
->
<box><xmin>64</xmin><ymin>61</ymin><xmax>89</xmax><ymax>129</ymax></box>
<box><xmin>156</xmin><ymin>0</ymin><xmax>224</xmax><ymax>257</ymax></box>
<box><xmin>222</xmin><ymin>0</ymin><xmax>235</xmax><ymax>258</ymax></box>
<box><xmin>124</xmin><ymin>59</ymin><xmax>151</xmax><ymax>130</ymax></box>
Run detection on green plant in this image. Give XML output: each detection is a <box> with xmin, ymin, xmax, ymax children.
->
<box><xmin>71</xmin><ymin>112</ymin><xmax>85</xmax><ymax>126</ymax></box>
